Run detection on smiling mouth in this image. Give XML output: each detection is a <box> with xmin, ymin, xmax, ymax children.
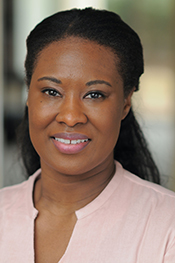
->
<box><xmin>52</xmin><ymin>136</ymin><xmax>91</xmax><ymax>154</ymax></box>
<box><xmin>54</xmin><ymin>138</ymin><xmax>89</xmax><ymax>145</ymax></box>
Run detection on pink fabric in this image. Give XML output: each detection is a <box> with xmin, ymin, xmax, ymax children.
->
<box><xmin>0</xmin><ymin>162</ymin><xmax>175</xmax><ymax>262</ymax></box>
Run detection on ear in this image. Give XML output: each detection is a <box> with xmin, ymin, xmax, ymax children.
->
<box><xmin>122</xmin><ymin>88</ymin><xmax>135</xmax><ymax>120</ymax></box>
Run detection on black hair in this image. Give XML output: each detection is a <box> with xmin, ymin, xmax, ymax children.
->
<box><xmin>17</xmin><ymin>7</ymin><xmax>160</xmax><ymax>183</ymax></box>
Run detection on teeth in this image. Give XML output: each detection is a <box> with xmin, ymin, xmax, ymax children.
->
<box><xmin>55</xmin><ymin>138</ymin><xmax>88</xmax><ymax>145</ymax></box>
<box><xmin>64</xmin><ymin>139</ymin><xmax>70</xmax><ymax>144</ymax></box>
<box><xmin>71</xmin><ymin>140</ymin><xmax>77</xmax><ymax>145</ymax></box>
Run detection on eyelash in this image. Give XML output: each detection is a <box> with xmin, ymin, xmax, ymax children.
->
<box><xmin>84</xmin><ymin>91</ymin><xmax>105</xmax><ymax>99</ymax></box>
<box><xmin>42</xmin><ymin>88</ymin><xmax>105</xmax><ymax>100</ymax></box>
<box><xmin>42</xmin><ymin>88</ymin><xmax>61</xmax><ymax>97</ymax></box>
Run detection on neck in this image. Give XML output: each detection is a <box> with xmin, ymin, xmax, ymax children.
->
<box><xmin>34</xmin><ymin>159</ymin><xmax>115</xmax><ymax>215</ymax></box>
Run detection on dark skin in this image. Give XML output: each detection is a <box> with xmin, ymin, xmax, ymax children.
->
<box><xmin>27</xmin><ymin>37</ymin><xmax>134</xmax><ymax>262</ymax></box>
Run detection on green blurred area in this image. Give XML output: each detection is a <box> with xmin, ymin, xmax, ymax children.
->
<box><xmin>108</xmin><ymin>0</ymin><xmax>175</xmax><ymax>67</ymax></box>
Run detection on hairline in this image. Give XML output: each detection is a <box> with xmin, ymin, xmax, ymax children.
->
<box><xmin>27</xmin><ymin>35</ymin><xmax>131</xmax><ymax>96</ymax></box>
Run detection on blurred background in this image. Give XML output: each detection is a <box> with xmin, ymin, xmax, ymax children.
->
<box><xmin>0</xmin><ymin>0</ymin><xmax>175</xmax><ymax>189</ymax></box>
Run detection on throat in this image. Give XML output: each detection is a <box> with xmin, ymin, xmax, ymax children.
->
<box><xmin>33</xmin><ymin>162</ymin><xmax>115</xmax><ymax>214</ymax></box>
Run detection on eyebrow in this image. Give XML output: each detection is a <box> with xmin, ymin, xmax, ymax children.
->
<box><xmin>37</xmin><ymin>76</ymin><xmax>112</xmax><ymax>87</ymax></box>
<box><xmin>37</xmin><ymin>76</ymin><xmax>62</xmax><ymax>84</ymax></box>
<box><xmin>86</xmin><ymin>80</ymin><xmax>112</xmax><ymax>87</ymax></box>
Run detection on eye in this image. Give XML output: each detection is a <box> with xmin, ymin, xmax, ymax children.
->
<box><xmin>84</xmin><ymin>91</ymin><xmax>105</xmax><ymax>99</ymax></box>
<box><xmin>42</xmin><ymin>88</ymin><xmax>61</xmax><ymax>97</ymax></box>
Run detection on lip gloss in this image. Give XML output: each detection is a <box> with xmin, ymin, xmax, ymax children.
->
<box><xmin>51</xmin><ymin>133</ymin><xmax>91</xmax><ymax>154</ymax></box>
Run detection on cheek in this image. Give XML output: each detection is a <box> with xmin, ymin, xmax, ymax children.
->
<box><xmin>27</xmin><ymin>105</ymin><xmax>52</xmax><ymax>156</ymax></box>
<box><xmin>27</xmin><ymin>101</ymin><xmax>55</xmax><ymax>158</ymax></box>
<box><xmin>90</xmin><ymin>103</ymin><xmax>123</xmax><ymax>146</ymax></box>
<box><xmin>103</xmin><ymin>109</ymin><xmax>122</xmax><ymax>143</ymax></box>
<box><xmin>28</xmin><ymin>98</ymin><xmax>56</xmax><ymax>131</ymax></box>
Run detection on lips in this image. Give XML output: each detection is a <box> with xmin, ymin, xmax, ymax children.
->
<box><xmin>54</xmin><ymin>137</ymin><xmax>89</xmax><ymax>145</ymax></box>
<box><xmin>51</xmin><ymin>133</ymin><xmax>91</xmax><ymax>154</ymax></box>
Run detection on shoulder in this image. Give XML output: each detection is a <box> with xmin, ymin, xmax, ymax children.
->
<box><xmin>111</xmin><ymin>162</ymin><xmax>175</xmax><ymax>222</ymax></box>
<box><xmin>0</xmin><ymin>169</ymin><xmax>41</xmax><ymax>214</ymax></box>
<box><xmin>116</xmin><ymin>163</ymin><xmax>175</xmax><ymax>219</ymax></box>
<box><xmin>123</xmin><ymin>167</ymin><xmax>175</xmax><ymax>200</ymax></box>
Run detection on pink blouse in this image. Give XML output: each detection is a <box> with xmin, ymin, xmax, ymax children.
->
<box><xmin>0</xmin><ymin>162</ymin><xmax>175</xmax><ymax>262</ymax></box>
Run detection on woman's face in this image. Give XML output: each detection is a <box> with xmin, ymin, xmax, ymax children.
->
<box><xmin>27</xmin><ymin>37</ymin><xmax>132</xmax><ymax>176</ymax></box>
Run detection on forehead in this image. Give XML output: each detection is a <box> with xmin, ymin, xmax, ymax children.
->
<box><xmin>33</xmin><ymin>37</ymin><xmax>122</xmax><ymax>83</ymax></box>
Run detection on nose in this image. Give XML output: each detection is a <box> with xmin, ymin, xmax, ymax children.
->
<box><xmin>55</xmin><ymin>96</ymin><xmax>88</xmax><ymax>127</ymax></box>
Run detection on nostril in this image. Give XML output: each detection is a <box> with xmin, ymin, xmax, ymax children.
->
<box><xmin>55</xmin><ymin>108</ymin><xmax>88</xmax><ymax>126</ymax></box>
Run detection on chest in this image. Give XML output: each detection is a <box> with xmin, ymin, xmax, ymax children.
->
<box><xmin>34</xmin><ymin>213</ymin><xmax>77</xmax><ymax>263</ymax></box>
<box><xmin>0</xmin><ymin>203</ymin><xmax>172</xmax><ymax>263</ymax></box>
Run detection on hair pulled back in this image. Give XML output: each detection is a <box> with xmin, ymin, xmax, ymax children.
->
<box><xmin>25</xmin><ymin>8</ymin><xmax>143</xmax><ymax>94</ymax></box>
<box><xmin>17</xmin><ymin>8</ymin><xmax>160</xmax><ymax>183</ymax></box>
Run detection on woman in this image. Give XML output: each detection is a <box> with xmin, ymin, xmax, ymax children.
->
<box><xmin>0</xmin><ymin>8</ymin><xmax>175</xmax><ymax>263</ymax></box>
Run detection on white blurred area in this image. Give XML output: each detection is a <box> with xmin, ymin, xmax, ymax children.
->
<box><xmin>133</xmin><ymin>66</ymin><xmax>175</xmax><ymax>190</ymax></box>
<box><xmin>1</xmin><ymin>0</ymin><xmax>175</xmax><ymax>190</ymax></box>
